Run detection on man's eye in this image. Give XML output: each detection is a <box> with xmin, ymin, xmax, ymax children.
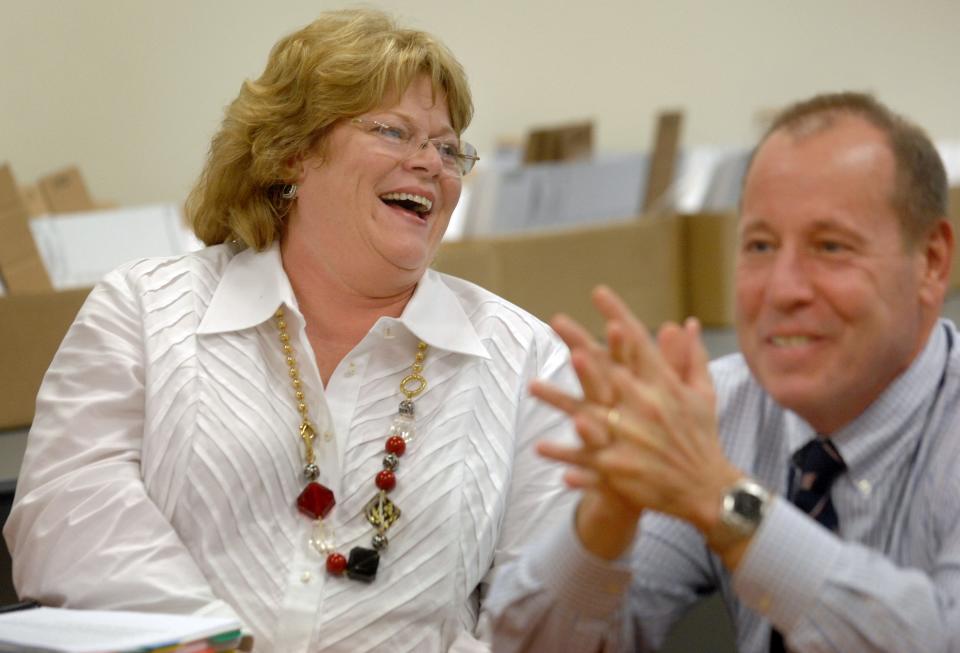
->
<box><xmin>744</xmin><ymin>240</ymin><xmax>773</xmax><ymax>253</ymax></box>
<box><xmin>818</xmin><ymin>241</ymin><xmax>847</xmax><ymax>253</ymax></box>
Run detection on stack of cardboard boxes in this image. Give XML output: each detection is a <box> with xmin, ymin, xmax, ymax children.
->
<box><xmin>0</xmin><ymin>164</ymin><xmax>96</xmax><ymax>431</ymax></box>
<box><xmin>3</xmin><ymin>158</ymin><xmax>959</xmax><ymax>434</ymax></box>
<box><xmin>433</xmin><ymin>211</ymin><xmax>738</xmax><ymax>337</ymax></box>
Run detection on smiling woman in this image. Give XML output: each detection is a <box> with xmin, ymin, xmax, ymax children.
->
<box><xmin>3</xmin><ymin>9</ymin><xmax>578</xmax><ymax>652</ymax></box>
<box><xmin>284</xmin><ymin>74</ymin><xmax>463</xmax><ymax>309</ymax></box>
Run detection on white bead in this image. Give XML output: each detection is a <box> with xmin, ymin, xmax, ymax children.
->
<box><xmin>390</xmin><ymin>416</ymin><xmax>416</xmax><ymax>442</ymax></box>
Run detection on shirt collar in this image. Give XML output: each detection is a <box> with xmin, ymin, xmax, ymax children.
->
<box><xmin>391</xmin><ymin>268</ymin><xmax>490</xmax><ymax>359</ymax></box>
<box><xmin>197</xmin><ymin>245</ymin><xmax>489</xmax><ymax>360</ymax></box>
<box><xmin>811</xmin><ymin>321</ymin><xmax>949</xmax><ymax>486</ymax></box>
<box><xmin>197</xmin><ymin>242</ymin><xmax>293</xmax><ymax>335</ymax></box>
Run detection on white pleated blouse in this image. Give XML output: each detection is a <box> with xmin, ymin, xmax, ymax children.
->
<box><xmin>5</xmin><ymin>242</ymin><xmax>578</xmax><ymax>652</ymax></box>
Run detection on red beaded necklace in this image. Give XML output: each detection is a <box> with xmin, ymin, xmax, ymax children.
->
<box><xmin>274</xmin><ymin>308</ymin><xmax>426</xmax><ymax>582</ymax></box>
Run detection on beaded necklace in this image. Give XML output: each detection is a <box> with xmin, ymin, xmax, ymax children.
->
<box><xmin>274</xmin><ymin>308</ymin><xmax>426</xmax><ymax>582</ymax></box>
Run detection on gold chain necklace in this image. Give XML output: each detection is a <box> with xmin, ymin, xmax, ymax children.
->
<box><xmin>274</xmin><ymin>307</ymin><xmax>427</xmax><ymax>582</ymax></box>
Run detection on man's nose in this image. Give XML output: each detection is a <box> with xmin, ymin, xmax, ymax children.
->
<box><xmin>765</xmin><ymin>246</ymin><xmax>815</xmax><ymax>308</ymax></box>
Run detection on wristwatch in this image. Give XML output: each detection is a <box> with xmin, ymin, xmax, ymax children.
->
<box><xmin>717</xmin><ymin>477</ymin><xmax>771</xmax><ymax>540</ymax></box>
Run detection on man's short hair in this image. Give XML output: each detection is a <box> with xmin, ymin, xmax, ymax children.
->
<box><xmin>751</xmin><ymin>92</ymin><xmax>948</xmax><ymax>245</ymax></box>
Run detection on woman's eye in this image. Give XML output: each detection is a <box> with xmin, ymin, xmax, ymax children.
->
<box><xmin>375</xmin><ymin>124</ymin><xmax>408</xmax><ymax>141</ymax></box>
<box><xmin>435</xmin><ymin>142</ymin><xmax>460</xmax><ymax>159</ymax></box>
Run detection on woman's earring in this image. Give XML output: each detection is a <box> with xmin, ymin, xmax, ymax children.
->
<box><xmin>280</xmin><ymin>183</ymin><xmax>298</xmax><ymax>200</ymax></box>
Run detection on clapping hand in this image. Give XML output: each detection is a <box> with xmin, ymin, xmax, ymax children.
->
<box><xmin>532</xmin><ymin>286</ymin><xmax>742</xmax><ymax>558</ymax></box>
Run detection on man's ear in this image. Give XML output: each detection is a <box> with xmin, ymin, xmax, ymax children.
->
<box><xmin>917</xmin><ymin>217</ymin><xmax>954</xmax><ymax>307</ymax></box>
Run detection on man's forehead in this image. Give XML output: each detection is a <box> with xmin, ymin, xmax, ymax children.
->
<box><xmin>762</xmin><ymin>113</ymin><xmax>889</xmax><ymax>158</ymax></box>
<box><xmin>747</xmin><ymin>115</ymin><xmax>894</xmax><ymax>187</ymax></box>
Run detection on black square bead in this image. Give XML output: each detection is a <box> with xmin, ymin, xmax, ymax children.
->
<box><xmin>346</xmin><ymin>546</ymin><xmax>380</xmax><ymax>582</ymax></box>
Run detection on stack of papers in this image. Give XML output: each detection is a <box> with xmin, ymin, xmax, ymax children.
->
<box><xmin>28</xmin><ymin>203</ymin><xmax>203</xmax><ymax>290</ymax></box>
<box><xmin>0</xmin><ymin>607</ymin><xmax>242</xmax><ymax>653</ymax></box>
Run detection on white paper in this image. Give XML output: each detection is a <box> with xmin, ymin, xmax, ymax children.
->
<box><xmin>462</xmin><ymin>153</ymin><xmax>648</xmax><ymax>236</ymax></box>
<box><xmin>936</xmin><ymin>140</ymin><xmax>960</xmax><ymax>185</ymax></box>
<box><xmin>0</xmin><ymin>607</ymin><xmax>240</xmax><ymax>653</ymax></box>
<box><xmin>29</xmin><ymin>204</ymin><xmax>204</xmax><ymax>290</ymax></box>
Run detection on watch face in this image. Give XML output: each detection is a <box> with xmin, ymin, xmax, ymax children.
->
<box><xmin>733</xmin><ymin>490</ymin><xmax>764</xmax><ymax>521</ymax></box>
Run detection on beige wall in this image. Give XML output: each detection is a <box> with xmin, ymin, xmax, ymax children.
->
<box><xmin>2</xmin><ymin>0</ymin><xmax>959</xmax><ymax>207</ymax></box>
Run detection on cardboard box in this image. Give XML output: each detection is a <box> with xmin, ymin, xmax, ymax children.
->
<box><xmin>0</xmin><ymin>164</ymin><xmax>200</xmax><ymax>431</ymax></box>
<box><xmin>523</xmin><ymin>121</ymin><xmax>594</xmax><ymax>164</ymax></box>
<box><xmin>0</xmin><ymin>164</ymin><xmax>53</xmax><ymax>293</ymax></box>
<box><xmin>18</xmin><ymin>184</ymin><xmax>50</xmax><ymax>218</ymax></box>
<box><xmin>0</xmin><ymin>288</ymin><xmax>90</xmax><ymax>430</ymax></box>
<box><xmin>37</xmin><ymin>165</ymin><xmax>94</xmax><ymax>214</ymax></box>
<box><xmin>683</xmin><ymin>212</ymin><xmax>739</xmax><ymax>327</ymax></box>
<box><xmin>436</xmin><ymin>216</ymin><xmax>684</xmax><ymax>336</ymax></box>
<box><xmin>949</xmin><ymin>187</ymin><xmax>960</xmax><ymax>290</ymax></box>
<box><xmin>643</xmin><ymin>111</ymin><xmax>683</xmax><ymax>212</ymax></box>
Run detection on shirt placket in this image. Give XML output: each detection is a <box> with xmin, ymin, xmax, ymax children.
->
<box><xmin>273</xmin><ymin>330</ymin><xmax>372</xmax><ymax>652</ymax></box>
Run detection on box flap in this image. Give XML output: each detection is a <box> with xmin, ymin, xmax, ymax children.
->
<box><xmin>37</xmin><ymin>165</ymin><xmax>95</xmax><ymax>214</ymax></box>
<box><xmin>19</xmin><ymin>184</ymin><xmax>50</xmax><ymax>218</ymax></box>
<box><xmin>0</xmin><ymin>164</ymin><xmax>53</xmax><ymax>293</ymax></box>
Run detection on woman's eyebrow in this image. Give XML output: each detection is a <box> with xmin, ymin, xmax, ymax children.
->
<box><xmin>376</xmin><ymin>110</ymin><xmax>457</xmax><ymax>138</ymax></box>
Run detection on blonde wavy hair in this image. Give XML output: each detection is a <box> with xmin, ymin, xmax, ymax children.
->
<box><xmin>186</xmin><ymin>8</ymin><xmax>474</xmax><ymax>249</ymax></box>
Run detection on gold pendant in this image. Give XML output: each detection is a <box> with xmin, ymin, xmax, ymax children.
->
<box><xmin>365</xmin><ymin>491</ymin><xmax>401</xmax><ymax>530</ymax></box>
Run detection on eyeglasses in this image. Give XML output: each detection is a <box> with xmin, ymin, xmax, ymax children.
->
<box><xmin>350</xmin><ymin>117</ymin><xmax>479</xmax><ymax>177</ymax></box>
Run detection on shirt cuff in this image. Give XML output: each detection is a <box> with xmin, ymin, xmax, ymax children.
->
<box><xmin>527</xmin><ymin>510</ymin><xmax>633</xmax><ymax>621</ymax></box>
<box><xmin>732</xmin><ymin>497</ymin><xmax>844</xmax><ymax>633</ymax></box>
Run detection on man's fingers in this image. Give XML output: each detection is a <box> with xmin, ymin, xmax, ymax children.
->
<box><xmin>570</xmin><ymin>348</ymin><xmax>617</xmax><ymax>406</ymax></box>
<box><xmin>530</xmin><ymin>379</ymin><xmax>579</xmax><ymax>413</ymax></box>
<box><xmin>684</xmin><ymin>317</ymin><xmax>713</xmax><ymax>393</ymax></box>
<box><xmin>563</xmin><ymin>467</ymin><xmax>605</xmax><ymax>490</ymax></box>
<box><xmin>606</xmin><ymin>321</ymin><xmax>634</xmax><ymax>372</ymax></box>
<box><xmin>536</xmin><ymin>440</ymin><xmax>610</xmax><ymax>473</ymax></box>
<box><xmin>551</xmin><ymin>313</ymin><xmax>619</xmax><ymax>404</ymax></box>
<box><xmin>551</xmin><ymin>313</ymin><xmax>602</xmax><ymax>354</ymax></box>
<box><xmin>593</xmin><ymin>445</ymin><xmax>650</xmax><ymax>477</ymax></box>
<box><xmin>657</xmin><ymin>322</ymin><xmax>690</xmax><ymax>380</ymax></box>
<box><xmin>591</xmin><ymin>285</ymin><xmax>640</xmax><ymax>325</ymax></box>
<box><xmin>592</xmin><ymin>286</ymin><xmax>665</xmax><ymax>379</ymax></box>
<box><xmin>574</xmin><ymin>409</ymin><xmax>613</xmax><ymax>448</ymax></box>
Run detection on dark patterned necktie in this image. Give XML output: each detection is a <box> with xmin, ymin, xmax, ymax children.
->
<box><xmin>769</xmin><ymin>438</ymin><xmax>847</xmax><ymax>653</ymax></box>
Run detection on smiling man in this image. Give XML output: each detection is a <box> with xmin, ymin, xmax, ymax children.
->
<box><xmin>486</xmin><ymin>93</ymin><xmax>960</xmax><ymax>652</ymax></box>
